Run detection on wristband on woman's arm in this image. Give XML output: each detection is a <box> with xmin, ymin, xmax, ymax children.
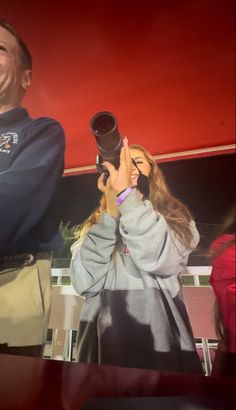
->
<box><xmin>115</xmin><ymin>187</ymin><xmax>133</xmax><ymax>206</ymax></box>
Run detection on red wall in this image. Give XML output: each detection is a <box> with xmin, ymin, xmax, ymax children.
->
<box><xmin>1</xmin><ymin>0</ymin><xmax>235</xmax><ymax>169</ymax></box>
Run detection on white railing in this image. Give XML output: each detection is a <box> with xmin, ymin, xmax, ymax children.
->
<box><xmin>181</xmin><ymin>266</ymin><xmax>212</xmax><ymax>286</ymax></box>
<box><xmin>51</xmin><ymin>265</ymin><xmax>212</xmax><ymax>287</ymax></box>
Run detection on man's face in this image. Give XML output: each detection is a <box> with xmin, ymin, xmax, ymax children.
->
<box><xmin>0</xmin><ymin>26</ymin><xmax>31</xmax><ymax>106</ymax></box>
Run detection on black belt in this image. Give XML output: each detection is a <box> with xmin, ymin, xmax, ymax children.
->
<box><xmin>0</xmin><ymin>253</ymin><xmax>51</xmax><ymax>270</ymax></box>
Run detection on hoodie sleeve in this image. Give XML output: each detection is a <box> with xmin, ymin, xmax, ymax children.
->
<box><xmin>70</xmin><ymin>213</ymin><xmax>119</xmax><ymax>296</ymax></box>
<box><xmin>0</xmin><ymin>117</ymin><xmax>65</xmax><ymax>249</ymax></box>
<box><xmin>118</xmin><ymin>189</ymin><xmax>199</xmax><ymax>276</ymax></box>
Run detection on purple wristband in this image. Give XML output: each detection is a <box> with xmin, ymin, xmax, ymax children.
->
<box><xmin>115</xmin><ymin>187</ymin><xmax>133</xmax><ymax>206</ymax></box>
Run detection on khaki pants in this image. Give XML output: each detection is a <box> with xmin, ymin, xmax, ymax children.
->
<box><xmin>0</xmin><ymin>259</ymin><xmax>51</xmax><ymax>346</ymax></box>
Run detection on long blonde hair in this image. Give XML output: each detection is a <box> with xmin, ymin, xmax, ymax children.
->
<box><xmin>77</xmin><ymin>144</ymin><xmax>194</xmax><ymax>248</ymax></box>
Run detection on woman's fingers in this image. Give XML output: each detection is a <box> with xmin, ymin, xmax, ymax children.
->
<box><xmin>97</xmin><ymin>173</ymin><xmax>106</xmax><ymax>193</ymax></box>
<box><xmin>119</xmin><ymin>146</ymin><xmax>126</xmax><ymax>166</ymax></box>
<box><xmin>100</xmin><ymin>138</ymin><xmax>132</xmax><ymax>192</ymax></box>
<box><xmin>102</xmin><ymin>161</ymin><xmax>115</xmax><ymax>175</ymax></box>
<box><xmin>125</xmin><ymin>144</ymin><xmax>131</xmax><ymax>171</ymax></box>
<box><xmin>120</xmin><ymin>138</ymin><xmax>132</xmax><ymax>175</ymax></box>
<box><xmin>123</xmin><ymin>136</ymin><xmax>128</xmax><ymax>148</ymax></box>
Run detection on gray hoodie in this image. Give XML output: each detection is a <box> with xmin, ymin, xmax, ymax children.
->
<box><xmin>70</xmin><ymin>189</ymin><xmax>203</xmax><ymax>374</ymax></box>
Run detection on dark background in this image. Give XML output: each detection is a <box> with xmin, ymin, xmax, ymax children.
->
<box><xmin>55</xmin><ymin>152</ymin><xmax>235</xmax><ymax>258</ymax></box>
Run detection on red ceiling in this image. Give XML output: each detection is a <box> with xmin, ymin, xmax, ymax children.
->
<box><xmin>2</xmin><ymin>0</ymin><xmax>235</xmax><ymax>170</ymax></box>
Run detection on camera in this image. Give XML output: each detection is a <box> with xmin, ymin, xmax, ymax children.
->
<box><xmin>89</xmin><ymin>111</ymin><xmax>150</xmax><ymax>198</ymax></box>
<box><xmin>90</xmin><ymin>111</ymin><xmax>122</xmax><ymax>171</ymax></box>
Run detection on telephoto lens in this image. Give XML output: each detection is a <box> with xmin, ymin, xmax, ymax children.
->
<box><xmin>90</xmin><ymin>111</ymin><xmax>122</xmax><ymax>169</ymax></box>
<box><xmin>90</xmin><ymin>111</ymin><xmax>150</xmax><ymax>197</ymax></box>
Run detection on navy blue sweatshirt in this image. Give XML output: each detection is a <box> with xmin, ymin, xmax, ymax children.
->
<box><xmin>0</xmin><ymin>107</ymin><xmax>65</xmax><ymax>255</ymax></box>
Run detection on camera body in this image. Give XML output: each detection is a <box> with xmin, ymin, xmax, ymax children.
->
<box><xmin>90</xmin><ymin>111</ymin><xmax>122</xmax><ymax>172</ymax></box>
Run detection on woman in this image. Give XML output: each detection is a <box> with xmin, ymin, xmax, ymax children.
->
<box><xmin>70</xmin><ymin>139</ymin><xmax>203</xmax><ymax>374</ymax></box>
<box><xmin>209</xmin><ymin>203</ymin><xmax>236</xmax><ymax>378</ymax></box>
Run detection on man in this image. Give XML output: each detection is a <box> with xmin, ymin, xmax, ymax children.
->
<box><xmin>0</xmin><ymin>19</ymin><xmax>65</xmax><ymax>357</ymax></box>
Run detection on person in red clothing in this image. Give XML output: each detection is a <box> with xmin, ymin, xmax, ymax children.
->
<box><xmin>209</xmin><ymin>203</ymin><xmax>236</xmax><ymax>377</ymax></box>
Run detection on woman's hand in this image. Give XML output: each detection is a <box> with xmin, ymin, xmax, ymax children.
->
<box><xmin>102</xmin><ymin>137</ymin><xmax>132</xmax><ymax>194</ymax></box>
<box><xmin>98</xmin><ymin>174</ymin><xmax>120</xmax><ymax>218</ymax></box>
